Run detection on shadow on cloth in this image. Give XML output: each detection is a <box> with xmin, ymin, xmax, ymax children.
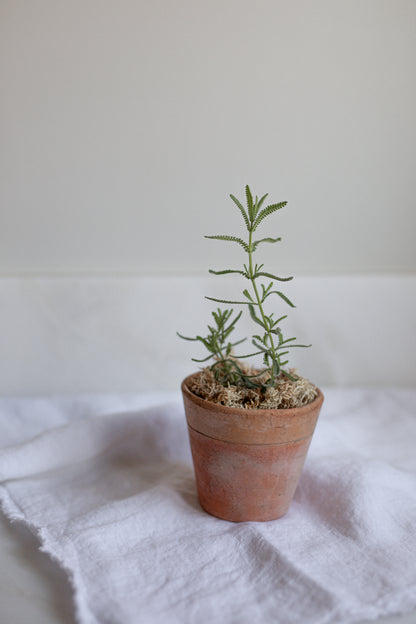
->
<box><xmin>66</xmin><ymin>404</ymin><xmax>202</xmax><ymax>516</ymax></box>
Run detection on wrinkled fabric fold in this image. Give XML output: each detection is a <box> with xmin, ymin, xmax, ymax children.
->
<box><xmin>0</xmin><ymin>389</ymin><xmax>415</xmax><ymax>624</ymax></box>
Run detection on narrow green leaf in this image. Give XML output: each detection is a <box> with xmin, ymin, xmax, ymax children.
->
<box><xmin>274</xmin><ymin>314</ymin><xmax>288</xmax><ymax>324</ymax></box>
<box><xmin>233</xmin><ymin>351</ymin><xmax>264</xmax><ymax>359</ymax></box>
<box><xmin>229</xmin><ymin>337</ymin><xmax>247</xmax><ymax>347</ymax></box>
<box><xmin>245</xmin><ymin>185</ymin><xmax>254</xmax><ymax>221</ymax></box>
<box><xmin>176</xmin><ymin>332</ymin><xmax>199</xmax><ymax>341</ymax></box>
<box><xmin>263</xmin><ymin>290</ymin><xmax>296</xmax><ymax>307</ymax></box>
<box><xmin>271</xmin><ymin>358</ymin><xmax>281</xmax><ymax>378</ymax></box>
<box><xmin>197</xmin><ymin>336</ymin><xmax>211</xmax><ymax>349</ymax></box>
<box><xmin>253</xmin><ymin>201</ymin><xmax>287</xmax><ymax>230</ymax></box>
<box><xmin>254</xmin><ymin>271</ymin><xmax>293</xmax><ymax>282</ymax></box>
<box><xmin>222</xmin><ymin>326</ymin><xmax>234</xmax><ymax>340</ymax></box>
<box><xmin>192</xmin><ymin>354</ymin><xmax>215</xmax><ymax>363</ymax></box>
<box><xmin>252</xmin><ymin>339</ymin><xmax>267</xmax><ymax>352</ymax></box>
<box><xmin>256</xmin><ymin>237</ymin><xmax>281</xmax><ymax>244</ymax></box>
<box><xmin>243</xmin><ymin>288</ymin><xmax>254</xmax><ymax>302</ymax></box>
<box><xmin>279</xmin><ymin>336</ymin><xmax>297</xmax><ymax>345</ymax></box>
<box><xmin>205</xmin><ymin>296</ymin><xmax>253</xmax><ymax>305</ymax></box>
<box><xmin>226</xmin><ymin>309</ymin><xmax>242</xmax><ymax>329</ymax></box>
<box><xmin>248</xmin><ymin>303</ymin><xmax>265</xmax><ymax>328</ymax></box>
<box><xmin>205</xmin><ymin>234</ymin><xmax>249</xmax><ymax>253</ymax></box>
<box><xmin>209</xmin><ymin>268</ymin><xmax>248</xmax><ymax>277</ymax></box>
<box><xmin>252</xmin><ymin>237</ymin><xmax>281</xmax><ymax>251</ymax></box>
<box><xmin>252</xmin><ymin>195</ymin><xmax>262</xmax><ymax>220</ymax></box>
<box><xmin>230</xmin><ymin>194</ymin><xmax>250</xmax><ymax>231</ymax></box>
<box><xmin>281</xmin><ymin>369</ymin><xmax>297</xmax><ymax>381</ymax></box>
<box><xmin>260</xmin><ymin>282</ymin><xmax>273</xmax><ymax>302</ymax></box>
<box><xmin>256</xmin><ymin>193</ymin><xmax>268</xmax><ymax>212</ymax></box>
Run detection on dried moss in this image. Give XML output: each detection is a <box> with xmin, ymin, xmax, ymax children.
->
<box><xmin>188</xmin><ymin>366</ymin><xmax>318</xmax><ymax>409</ymax></box>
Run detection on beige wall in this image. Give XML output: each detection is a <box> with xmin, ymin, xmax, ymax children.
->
<box><xmin>1</xmin><ymin>0</ymin><xmax>415</xmax><ymax>277</ymax></box>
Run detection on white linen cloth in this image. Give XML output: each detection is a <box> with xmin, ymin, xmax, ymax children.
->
<box><xmin>0</xmin><ymin>388</ymin><xmax>415</xmax><ymax>624</ymax></box>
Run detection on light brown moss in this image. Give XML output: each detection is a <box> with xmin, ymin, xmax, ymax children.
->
<box><xmin>188</xmin><ymin>366</ymin><xmax>318</xmax><ymax>409</ymax></box>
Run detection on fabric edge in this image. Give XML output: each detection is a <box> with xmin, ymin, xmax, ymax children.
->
<box><xmin>0</xmin><ymin>484</ymin><xmax>95</xmax><ymax>624</ymax></box>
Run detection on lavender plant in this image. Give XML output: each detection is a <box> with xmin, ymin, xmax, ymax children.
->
<box><xmin>178</xmin><ymin>185</ymin><xmax>310</xmax><ymax>390</ymax></box>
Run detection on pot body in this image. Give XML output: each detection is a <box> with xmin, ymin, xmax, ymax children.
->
<box><xmin>181</xmin><ymin>374</ymin><xmax>324</xmax><ymax>522</ymax></box>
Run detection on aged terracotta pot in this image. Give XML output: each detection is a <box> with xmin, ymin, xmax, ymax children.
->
<box><xmin>181</xmin><ymin>374</ymin><xmax>324</xmax><ymax>522</ymax></box>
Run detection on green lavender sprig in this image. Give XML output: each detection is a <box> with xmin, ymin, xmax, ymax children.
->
<box><xmin>178</xmin><ymin>185</ymin><xmax>310</xmax><ymax>390</ymax></box>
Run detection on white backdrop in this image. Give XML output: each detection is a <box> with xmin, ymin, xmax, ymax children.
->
<box><xmin>0</xmin><ymin>275</ymin><xmax>414</xmax><ymax>395</ymax></box>
<box><xmin>1</xmin><ymin>1</ymin><xmax>415</xmax><ymax>393</ymax></box>
<box><xmin>1</xmin><ymin>0</ymin><xmax>415</xmax><ymax>275</ymax></box>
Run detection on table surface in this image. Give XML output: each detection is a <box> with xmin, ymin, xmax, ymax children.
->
<box><xmin>1</xmin><ymin>513</ymin><xmax>415</xmax><ymax>624</ymax></box>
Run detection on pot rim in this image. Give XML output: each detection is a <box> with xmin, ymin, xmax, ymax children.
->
<box><xmin>181</xmin><ymin>372</ymin><xmax>324</xmax><ymax>418</ymax></box>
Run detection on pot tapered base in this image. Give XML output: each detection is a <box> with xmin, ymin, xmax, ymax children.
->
<box><xmin>188</xmin><ymin>425</ymin><xmax>312</xmax><ymax>522</ymax></box>
<box><xmin>197</xmin><ymin>496</ymin><xmax>290</xmax><ymax>523</ymax></box>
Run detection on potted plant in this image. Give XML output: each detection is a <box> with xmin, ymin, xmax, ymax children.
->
<box><xmin>178</xmin><ymin>186</ymin><xmax>324</xmax><ymax>522</ymax></box>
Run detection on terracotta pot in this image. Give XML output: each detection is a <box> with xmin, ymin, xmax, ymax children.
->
<box><xmin>181</xmin><ymin>374</ymin><xmax>324</xmax><ymax>522</ymax></box>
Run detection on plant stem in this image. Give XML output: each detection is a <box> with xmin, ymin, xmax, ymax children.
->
<box><xmin>247</xmin><ymin>229</ymin><xmax>280</xmax><ymax>376</ymax></box>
